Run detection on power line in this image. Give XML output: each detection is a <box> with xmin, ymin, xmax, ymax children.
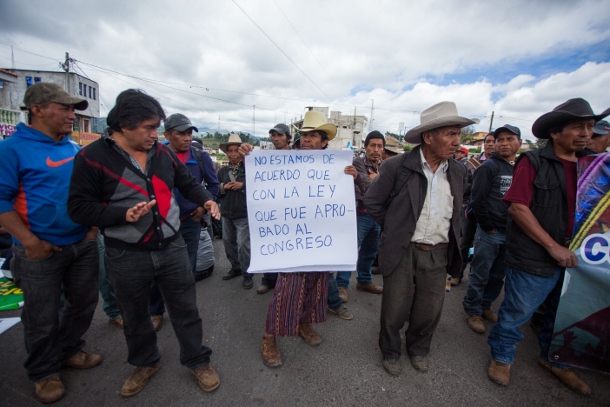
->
<box><xmin>272</xmin><ymin>0</ymin><xmax>344</xmax><ymax>98</ymax></box>
<box><xmin>232</xmin><ymin>0</ymin><xmax>331</xmax><ymax>100</ymax></box>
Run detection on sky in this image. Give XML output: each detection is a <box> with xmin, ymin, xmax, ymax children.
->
<box><xmin>0</xmin><ymin>0</ymin><xmax>609</xmax><ymax>140</ymax></box>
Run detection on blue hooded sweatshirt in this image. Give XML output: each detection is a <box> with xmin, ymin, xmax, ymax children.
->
<box><xmin>0</xmin><ymin>123</ymin><xmax>87</xmax><ymax>245</ymax></box>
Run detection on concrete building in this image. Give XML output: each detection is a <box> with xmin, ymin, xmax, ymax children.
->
<box><xmin>290</xmin><ymin>106</ymin><xmax>368</xmax><ymax>150</ymax></box>
<box><xmin>0</xmin><ymin>68</ymin><xmax>101</xmax><ymax>144</ymax></box>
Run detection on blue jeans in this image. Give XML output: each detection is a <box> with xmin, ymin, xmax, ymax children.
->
<box><xmin>98</xmin><ymin>232</ymin><xmax>120</xmax><ymax>319</ymax></box>
<box><xmin>328</xmin><ymin>273</ymin><xmax>343</xmax><ymax>310</ymax></box>
<box><xmin>12</xmin><ymin>239</ymin><xmax>99</xmax><ymax>381</ymax></box>
<box><xmin>462</xmin><ymin>227</ymin><xmax>507</xmax><ymax>315</ymax></box>
<box><xmin>150</xmin><ymin>218</ymin><xmax>201</xmax><ymax>315</ymax></box>
<box><xmin>105</xmin><ymin>237</ymin><xmax>212</xmax><ymax>369</ymax></box>
<box><xmin>488</xmin><ymin>266</ymin><xmax>569</xmax><ymax>368</ymax></box>
<box><xmin>337</xmin><ymin>214</ymin><xmax>380</xmax><ymax>288</ymax></box>
<box><xmin>222</xmin><ymin>217</ymin><xmax>251</xmax><ymax>273</ymax></box>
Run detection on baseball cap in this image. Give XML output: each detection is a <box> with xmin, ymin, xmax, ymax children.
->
<box><xmin>457</xmin><ymin>147</ymin><xmax>469</xmax><ymax>155</ymax></box>
<box><xmin>269</xmin><ymin>123</ymin><xmax>290</xmax><ymax>135</ymax></box>
<box><xmin>165</xmin><ymin>113</ymin><xmax>198</xmax><ymax>132</ymax></box>
<box><xmin>593</xmin><ymin>120</ymin><xmax>610</xmax><ymax>137</ymax></box>
<box><xmin>21</xmin><ymin>82</ymin><xmax>88</xmax><ymax>111</ymax></box>
<box><xmin>493</xmin><ymin>124</ymin><xmax>521</xmax><ymax>139</ymax></box>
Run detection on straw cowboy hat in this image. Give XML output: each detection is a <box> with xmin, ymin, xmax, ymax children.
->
<box><xmin>299</xmin><ymin>111</ymin><xmax>337</xmax><ymax>140</ymax></box>
<box><xmin>532</xmin><ymin>98</ymin><xmax>610</xmax><ymax>139</ymax></box>
<box><xmin>219</xmin><ymin>133</ymin><xmax>243</xmax><ymax>153</ymax></box>
<box><xmin>403</xmin><ymin>101</ymin><xmax>479</xmax><ymax>144</ymax></box>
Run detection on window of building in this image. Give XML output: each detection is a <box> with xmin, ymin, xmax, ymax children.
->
<box><xmin>83</xmin><ymin>119</ymin><xmax>90</xmax><ymax>132</ymax></box>
<box><xmin>92</xmin><ymin>88</ymin><xmax>96</xmax><ymax>100</ymax></box>
<box><xmin>34</xmin><ymin>77</ymin><xmax>42</xmax><ymax>84</ymax></box>
<box><xmin>25</xmin><ymin>77</ymin><xmax>33</xmax><ymax>87</ymax></box>
<box><xmin>79</xmin><ymin>82</ymin><xmax>83</xmax><ymax>96</ymax></box>
<box><xmin>88</xmin><ymin>86</ymin><xmax>92</xmax><ymax>99</ymax></box>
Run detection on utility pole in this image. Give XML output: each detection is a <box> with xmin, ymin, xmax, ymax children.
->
<box><xmin>217</xmin><ymin>116</ymin><xmax>220</xmax><ymax>134</ymax></box>
<box><xmin>11</xmin><ymin>46</ymin><xmax>15</xmax><ymax>69</ymax></box>
<box><xmin>63</xmin><ymin>52</ymin><xmax>70</xmax><ymax>94</ymax></box>
<box><xmin>488</xmin><ymin>111</ymin><xmax>495</xmax><ymax>133</ymax></box>
<box><xmin>253</xmin><ymin>105</ymin><xmax>256</xmax><ymax>138</ymax></box>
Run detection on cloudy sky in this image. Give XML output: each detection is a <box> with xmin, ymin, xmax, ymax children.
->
<box><xmin>1</xmin><ymin>0</ymin><xmax>609</xmax><ymax>140</ymax></box>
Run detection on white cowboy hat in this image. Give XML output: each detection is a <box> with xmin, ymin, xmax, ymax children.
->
<box><xmin>300</xmin><ymin>111</ymin><xmax>337</xmax><ymax>140</ymax></box>
<box><xmin>403</xmin><ymin>101</ymin><xmax>479</xmax><ymax>144</ymax></box>
<box><xmin>219</xmin><ymin>133</ymin><xmax>243</xmax><ymax>153</ymax></box>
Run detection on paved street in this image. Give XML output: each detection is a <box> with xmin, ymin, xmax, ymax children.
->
<box><xmin>0</xmin><ymin>239</ymin><xmax>608</xmax><ymax>406</ymax></box>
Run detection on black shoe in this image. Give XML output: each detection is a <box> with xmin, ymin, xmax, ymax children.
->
<box><xmin>222</xmin><ymin>269</ymin><xmax>242</xmax><ymax>280</ymax></box>
<box><xmin>243</xmin><ymin>274</ymin><xmax>253</xmax><ymax>289</ymax></box>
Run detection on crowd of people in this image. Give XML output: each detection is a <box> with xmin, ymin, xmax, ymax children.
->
<box><xmin>0</xmin><ymin>82</ymin><xmax>608</xmax><ymax>403</ymax></box>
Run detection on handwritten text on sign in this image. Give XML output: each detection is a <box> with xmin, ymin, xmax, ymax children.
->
<box><xmin>245</xmin><ymin>150</ymin><xmax>357</xmax><ymax>273</ymax></box>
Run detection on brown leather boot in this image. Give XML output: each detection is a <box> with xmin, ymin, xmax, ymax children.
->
<box><xmin>192</xmin><ymin>365</ymin><xmax>220</xmax><ymax>392</ymax></box>
<box><xmin>151</xmin><ymin>315</ymin><xmax>163</xmax><ymax>331</ymax></box>
<box><xmin>298</xmin><ymin>323</ymin><xmax>322</xmax><ymax>346</ymax></box>
<box><xmin>356</xmin><ymin>282</ymin><xmax>383</xmax><ymax>294</ymax></box>
<box><xmin>121</xmin><ymin>363</ymin><xmax>161</xmax><ymax>397</ymax></box>
<box><xmin>488</xmin><ymin>360</ymin><xmax>511</xmax><ymax>386</ymax></box>
<box><xmin>261</xmin><ymin>334</ymin><xmax>283</xmax><ymax>367</ymax></box>
<box><xmin>34</xmin><ymin>376</ymin><xmax>65</xmax><ymax>404</ymax></box>
<box><xmin>61</xmin><ymin>351</ymin><xmax>103</xmax><ymax>369</ymax></box>
<box><xmin>539</xmin><ymin>359</ymin><xmax>591</xmax><ymax>395</ymax></box>
<box><xmin>482</xmin><ymin>309</ymin><xmax>498</xmax><ymax>323</ymax></box>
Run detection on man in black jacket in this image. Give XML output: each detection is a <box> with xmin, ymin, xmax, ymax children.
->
<box><xmin>487</xmin><ymin>98</ymin><xmax>610</xmax><ymax>394</ymax></box>
<box><xmin>68</xmin><ymin>89</ymin><xmax>221</xmax><ymax>398</ymax></box>
<box><xmin>364</xmin><ymin>101</ymin><xmax>475</xmax><ymax>375</ymax></box>
<box><xmin>462</xmin><ymin>125</ymin><xmax>521</xmax><ymax>334</ymax></box>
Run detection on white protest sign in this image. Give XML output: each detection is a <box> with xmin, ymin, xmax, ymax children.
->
<box><xmin>245</xmin><ymin>149</ymin><xmax>357</xmax><ymax>273</ymax></box>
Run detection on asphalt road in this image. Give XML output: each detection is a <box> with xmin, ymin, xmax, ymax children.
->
<box><xmin>0</xmin><ymin>239</ymin><xmax>608</xmax><ymax>406</ymax></box>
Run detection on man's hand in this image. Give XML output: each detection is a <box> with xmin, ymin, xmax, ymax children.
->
<box><xmin>238</xmin><ymin>143</ymin><xmax>253</xmax><ymax>157</ymax></box>
<box><xmin>126</xmin><ymin>200</ymin><xmax>157</xmax><ymax>223</ymax></box>
<box><xmin>548</xmin><ymin>243</ymin><xmax>578</xmax><ymax>268</ymax></box>
<box><xmin>344</xmin><ymin>165</ymin><xmax>358</xmax><ymax>179</ymax></box>
<box><xmin>191</xmin><ymin>207</ymin><xmax>206</xmax><ymax>222</ymax></box>
<box><xmin>368</xmin><ymin>168</ymin><xmax>378</xmax><ymax>180</ymax></box>
<box><xmin>224</xmin><ymin>181</ymin><xmax>244</xmax><ymax>191</ymax></box>
<box><xmin>204</xmin><ymin>200</ymin><xmax>221</xmax><ymax>220</ymax></box>
<box><xmin>85</xmin><ymin>226</ymin><xmax>99</xmax><ymax>241</ymax></box>
<box><xmin>23</xmin><ymin>237</ymin><xmax>61</xmax><ymax>260</ymax></box>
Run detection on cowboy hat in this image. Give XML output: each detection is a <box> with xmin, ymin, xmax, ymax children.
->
<box><xmin>403</xmin><ymin>101</ymin><xmax>479</xmax><ymax>144</ymax></box>
<box><xmin>219</xmin><ymin>133</ymin><xmax>243</xmax><ymax>153</ymax></box>
<box><xmin>384</xmin><ymin>145</ymin><xmax>404</xmax><ymax>155</ymax></box>
<box><xmin>300</xmin><ymin>111</ymin><xmax>337</xmax><ymax>140</ymax></box>
<box><xmin>532</xmin><ymin>98</ymin><xmax>610</xmax><ymax>139</ymax></box>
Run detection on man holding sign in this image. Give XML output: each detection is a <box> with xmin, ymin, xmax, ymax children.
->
<box><xmin>240</xmin><ymin>110</ymin><xmax>358</xmax><ymax>367</ymax></box>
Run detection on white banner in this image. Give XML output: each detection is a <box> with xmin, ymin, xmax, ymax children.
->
<box><xmin>245</xmin><ymin>149</ymin><xmax>357</xmax><ymax>273</ymax></box>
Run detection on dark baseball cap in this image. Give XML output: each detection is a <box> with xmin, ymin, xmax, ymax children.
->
<box><xmin>593</xmin><ymin>120</ymin><xmax>610</xmax><ymax>137</ymax></box>
<box><xmin>165</xmin><ymin>113</ymin><xmax>198</xmax><ymax>132</ymax></box>
<box><xmin>493</xmin><ymin>124</ymin><xmax>521</xmax><ymax>139</ymax></box>
<box><xmin>21</xmin><ymin>82</ymin><xmax>88</xmax><ymax>111</ymax></box>
<box><xmin>269</xmin><ymin>123</ymin><xmax>290</xmax><ymax>135</ymax></box>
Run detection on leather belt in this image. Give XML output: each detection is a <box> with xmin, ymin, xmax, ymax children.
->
<box><xmin>409</xmin><ymin>242</ymin><xmax>449</xmax><ymax>251</ymax></box>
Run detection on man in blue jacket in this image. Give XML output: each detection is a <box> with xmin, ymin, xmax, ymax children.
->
<box><xmin>462</xmin><ymin>124</ymin><xmax>521</xmax><ymax>334</ymax></box>
<box><xmin>148</xmin><ymin>113</ymin><xmax>219</xmax><ymax>331</ymax></box>
<box><xmin>0</xmin><ymin>83</ymin><xmax>101</xmax><ymax>403</ymax></box>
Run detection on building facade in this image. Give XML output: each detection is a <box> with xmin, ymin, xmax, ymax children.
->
<box><xmin>0</xmin><ymin>68</ymin><xmax>100</xmax><ymax>143</ymax></box>
<box><xmin>290</xmin><ymin>107</ymin><xmax>368</xmax><ymax>150</ymax></box>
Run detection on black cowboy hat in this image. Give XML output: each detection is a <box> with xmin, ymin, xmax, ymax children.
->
<box><xmin>532</xmin><ymin>98</ymin><xmax>610</xmax><ymax>139</ymax></box>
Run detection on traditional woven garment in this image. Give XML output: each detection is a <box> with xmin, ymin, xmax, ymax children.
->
<box><xmin>266</xmin><ymin>272</ymin><xmax>328</xmax><ymax>336</ymax></box>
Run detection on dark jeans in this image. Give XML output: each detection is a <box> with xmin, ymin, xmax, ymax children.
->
<box><xmin>459</xmin><ymin>212</ymin><xmax>477</xmax><ymax>278</ymax></box>
<box><xmin>262</xmin><ymin>272</ymin><xmax>278</xmax><ymax>287</ymax></box>
<box><xmin>105</xmin><ymin>237</ymin><xmax>212</xmax><ymax>369</ymax></box>
<box><xmin>462</xmin><ymin>227</ymin><xmax>507</xmax><ymax>315</ymax></box>
<box><xmin>337</xmin><ymin>213</ymin><xmax>380</xmax><ymax>287</ymax></box>
<box><xmin>98</xmin><ymin>232</ymin><xmax>120</xmax><ymax>319</ymax></box>
<box><xmin>150</xmin><ymin>217</ymin><xmax>201</xmax><ymax>316</ymax></box>
<box><xmin>379</xmin><ymin>245</ymin><xmax>448</xmax><ymax>360</ymax></box>
<box><xmin>13</xmin><ymin>239</ymin><xmax>99</xmax><ymax>381</ymax></box>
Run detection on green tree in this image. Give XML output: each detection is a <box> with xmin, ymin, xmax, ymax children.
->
<box><xmin>460</xmin><ymin>125</ymin><xmax>475</xmax><ymax>144</ymax></box>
